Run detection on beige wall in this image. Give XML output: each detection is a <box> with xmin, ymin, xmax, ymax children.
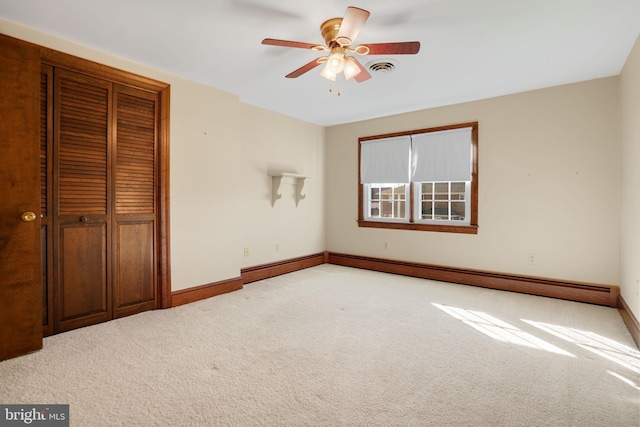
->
<box><xmin>237</xmin><ymin>104</ymin><xmax>325</xmax><ymax>267</ymax></box>
<box><xmin>0</xmin><ymin>19</ymin><xmax>325</xmax><ymax>292</ymax></box>
<box><xmin>326</xmin><ymin>77</ymin><xmax>621</xmax><ymax>286</ymax></box>
<box><xmin>168</xmin><ymin>80</ymin><xmax>242</xmax><ymax>290</ymax></box>
<box><xmin>620</xmin><ymin>35</ymin><xmax>640</xmax><ymax>319</ymax></box>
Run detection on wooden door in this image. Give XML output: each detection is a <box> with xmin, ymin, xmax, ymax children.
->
<box><xmin>43</xmin><ymin>70</ymin><xmax>161</xmax><ymax>332</ymax></box>
<box><xmin>0</xmin><ymin>36</ymin><xmax>43</xmax><ymax>361</ymax></box>
<box><xmin>113</xmin><ymin>85</ymin><xmax>158</xmax><ymax>317</ymax></box>
<box><xmin>53</xmin><ymin>69</ymin><xmax>112</xmax><ymax>332</ymax></box>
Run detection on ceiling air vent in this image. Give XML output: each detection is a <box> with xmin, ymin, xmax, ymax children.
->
<box><xmin>366</xmin><ymin>59</ymin><xmax>398</xmax><ymax>74</ymax></box>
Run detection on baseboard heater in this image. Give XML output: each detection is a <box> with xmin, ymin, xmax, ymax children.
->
<box><xmin>327</xmin><ymin>252</ymin><xmax>619</xmax><ymax>308</ymax></box>
<box><xmin>241</xmin><ymin>253</ymin><xmax>327</xmax><ymax>284</ymax></box>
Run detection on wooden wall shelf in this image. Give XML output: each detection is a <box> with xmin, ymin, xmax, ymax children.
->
<box><xmin>270</xmin><ymin>173</ymin><xmax>311</xmax><ymax>206</ymax></box>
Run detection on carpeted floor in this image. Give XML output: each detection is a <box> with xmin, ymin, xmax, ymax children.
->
<box><xmin>1</xmin><ymin>264</ymin><xmax>638</xmax><ymax>426</ymax></box>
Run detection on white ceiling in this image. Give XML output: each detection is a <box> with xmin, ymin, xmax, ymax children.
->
<box><xmin>1</xmin><ymin>0</ymin><xmax>639</xmax><ymax>126</ymax></box>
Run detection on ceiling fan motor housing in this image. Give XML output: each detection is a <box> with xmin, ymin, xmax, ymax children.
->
<box><xmin>321</xmin><ymin>18</ymin><xmax>345</xmax><ymax>47</ymax></box>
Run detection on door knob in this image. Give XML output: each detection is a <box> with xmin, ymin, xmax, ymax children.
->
<box><xmin>21</xmin><ymin>212</ymin><xmax>37</xmax><ymax>222</ymax></box>
<box><xmin>80</xmin><ymin>216</ymin><xmax>89</xmax><ymax>223</ymax></box>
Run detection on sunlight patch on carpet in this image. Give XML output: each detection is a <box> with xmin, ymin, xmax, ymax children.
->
<box><xmin>607</xmin><ymin>371</ymin><xmax>640</xmax><ymax>391</ymax></box>
<box><xmin>432</xmin><ymin>303</ymin><xmax>575</xmax><ymax>357</ymax></box>
<box><xmin>522</xmin><ymin>320</ymin><xmax>640</xmax><ymax>374</ymax></box>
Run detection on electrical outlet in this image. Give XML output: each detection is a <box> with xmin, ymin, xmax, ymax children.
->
<box><xmin>243</xmin><ymin>247</ymin><xmax>249</xmax><ymax>257</ymax></box>
<box><xmin>527</xmin><ymin>253</ymin><xmax>537</xmax><ymax>265</ymax></box>
<box><xmin>383</xmin><ymin>241</ymin><xmax>389</xmax><ymax>250</ymax></box>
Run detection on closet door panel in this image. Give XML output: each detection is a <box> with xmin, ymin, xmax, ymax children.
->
<box><xmin>56</xmin><ymin>70</ymin><xmax>110</xmax><ymax>217</ymax></box>
<box><xmin>57</xmin><ymin>223</ymin><xmax>109</xmax><ymax>330</ymax></box>
<box><xmin>114</xmin><ymin>86</ymin><xmax>156</xmax><ymax>215</ymax></box>
<box><xmin>113</xmin><ymin>85</ymin><xmax>158</xmax><ymax>317</ymax></box>
<box><xmin>114</xmin><ymin>220</ymin><xmax>156</xmax><ymax>316</ymax></box>
<box><xmin>53</xmin><ymin>69</ymin><xmax>112</xmax><ymax>332</ymax></box>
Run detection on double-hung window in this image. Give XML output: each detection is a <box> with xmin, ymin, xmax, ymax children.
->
<box><xmin>358</xmin><ymin>122</ymin><xmax>478</xmax><ymax>234</ymax></box>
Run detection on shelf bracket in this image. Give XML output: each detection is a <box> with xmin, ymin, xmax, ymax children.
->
<box><xmin>270</xmin><ymin>173</ymin><xmax>311</xmax><ymax>206</ymax></box>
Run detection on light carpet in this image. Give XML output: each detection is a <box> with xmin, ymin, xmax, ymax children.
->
<box><xmin>1</xmin><ymin>264</ymin><xmax>639</xmax><ymax>426</ymax></box>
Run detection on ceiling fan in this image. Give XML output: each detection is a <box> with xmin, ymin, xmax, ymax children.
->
<box><xmin>262</xmin><ymin>6</ymin><xmax>420</xmax><ymax>83</ymax></box>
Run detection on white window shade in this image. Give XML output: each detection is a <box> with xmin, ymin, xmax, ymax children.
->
<box><xmin>360</xmin><ymin>136</ymin><xmax>411</xmax><ymax>184</ymax></box>
<box><xmin>411</xmin><ymin>127</ymin><xmax>472</xmax><ymax>182</ymax></box>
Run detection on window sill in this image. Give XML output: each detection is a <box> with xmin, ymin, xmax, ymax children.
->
<box><xmin>357</xmin><ymin>220</ymin><xmax>478</xmax><ymax>234</ymax></box>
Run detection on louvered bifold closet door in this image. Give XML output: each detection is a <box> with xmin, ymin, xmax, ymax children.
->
<box><xmin>53</xmin><ymin>69</ymin><xmax>112</xmax><ymax>332</ymax></box>
<box><xmin>112</xmin><ymin>84</ymin><xmax>158</xmax><ymax>317</ymax></box>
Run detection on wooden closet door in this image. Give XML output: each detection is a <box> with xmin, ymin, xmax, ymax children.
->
<box><xmin>112</xmin><ymin>85</ymin><xmax>158</xmax><ymax>317</ymax></box>
<box><xmin>0</xmin><ymin>35</ymin><xmax>42</xmax><ymax>361</ymax></box>
<box><xmin>53</xmin><ymin>69</ymin><xmax>112</xmax><ymax>332</ymax></box>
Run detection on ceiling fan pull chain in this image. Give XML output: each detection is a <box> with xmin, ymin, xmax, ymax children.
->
<box><xmin>328</xmin><ymin>87</ymin><xmax>342</xmax><ymax>96</ymax></box>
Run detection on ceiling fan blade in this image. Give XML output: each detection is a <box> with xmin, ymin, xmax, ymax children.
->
<box><xmin>352</xmin><ymin>58</ymin><xmax>371</xmax><ymax>83</ymax></box>
<box><xmin>262</xmin><ymin>38</ymin><xmax>324</xmax><ymax>50</ymax></box>
<box><xmin>285</xmin><ymin>58</ymin><xmax>325</xmax><ymax>78</ymax></box>
<box><xmin>358</xmin><ymin>41</ymin><xmax>421</xmax><ymax>55</ymax></box>
<box><xmin>335</xmin><ymin>6</ymin><xmax>370</xmax><ymax>46</ymax></box>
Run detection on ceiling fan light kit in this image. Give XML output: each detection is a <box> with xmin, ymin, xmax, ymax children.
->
<box><xmin>262</xmin><ymin>6</ymin><xmax>420</xmax><ymax>85</ymax></box>
<box><xmin>327</xmin><ymin>49</ymin><xmax>346</xmax><ymax>73</ymax></box>
<box><xmin>343</xmin><ymin>56</ymin><xmax>361</xmax><ymax>80</ymax></box>
<box><xmin>320</xmin><ymin>64</ymin><xmax>337</xmax><ymax>81</ymax></box>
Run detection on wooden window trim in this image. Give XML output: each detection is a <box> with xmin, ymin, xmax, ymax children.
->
<box><xmin>358</xmin><ymin>121</ymin><xmax>479</xmax><ymax>234</ymax></box>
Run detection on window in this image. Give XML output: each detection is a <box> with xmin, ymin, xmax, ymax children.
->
<box><xmin>418</xmin><ymin>181</ymin><xmax>469</xmax><ymax>222</ymax></box>
<box><xmin>367</xmin><ymin>184</ymin><xmax>408</xmax><ymax>220</ymax></box>
<box><xmin>358</xmin><ymin>122</ymin><xmax>478</xmax><ymax>234</ymax></box>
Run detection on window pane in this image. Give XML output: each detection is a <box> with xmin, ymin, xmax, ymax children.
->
<box><xmin>380</xmin><ymin>187</ymin><xmax>393</xmax><ymax>200</ymax></box>
<box><xmin>380</xmin><ymin>201</ymin><xmax>394</xmax><ymax>217</ymax></box>
<box><xmin>371</xmin><ymin>187</ymin><xmax>380</xmax><ymax>200</ymax></box>
<box><xmin>421</xmin><ymin>183</ymin><xmax>433</xmax><ymax>200</ymax></box>
<box><xmin>421</xmin><ymin>201</ymin><xmax>433</xmax><ymax>220</ymax></box>
<box><xmin>451</xmin><ymin>182</ymin><xmax>465</xmax><ymax>200</ymax></box>
<box><xmin>451</xmin><ymin>202</ymin><xmax>465</xmax><ymax>220</ymax></box>
<box><xmin>370</xmin><ymin>201</ymin><xmax>380</xmax><ymax>217</ymax></box>
<box><xmin>434</xmin><ymin>202</ymin><xmax>449</xmax><ymax>219</ymax></box>
<box><xmin>434</xmin><ymin>183</ymin><xmax>448</xmax><ymax>200</ymax></box>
